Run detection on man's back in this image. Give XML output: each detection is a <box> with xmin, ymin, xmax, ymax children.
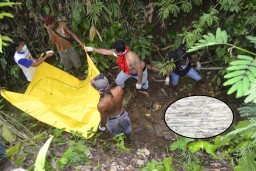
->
<box><xmin>97</xmin><ymin>86</ymin><xmax>124</xmax><ymax>118</ymax></box>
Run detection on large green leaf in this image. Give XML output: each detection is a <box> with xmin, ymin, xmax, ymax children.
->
<box><xmin>6</xmin><ymin>143</ymin><xmax>20</xmax><ymax>158</ymax></box>
<box><xmin>170</xmin><ymin>137</ymin><xmax>194</xmax><ymax>151</ymax></box>
<box><xmin>2</xmin><ymin>124</ymin><xmax>16</xmax><ymax>143</ymax></box>
<box><xmin>188</xmin><ymin>141</ymin><xmax>216</xmax><ymax>156</ymax></box>
<box><xmin>34</xmin><ymin>136</ymin><xmax>54</xmax><ymax>171</ymax></box>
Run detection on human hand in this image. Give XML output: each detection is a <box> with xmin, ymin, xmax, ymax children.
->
<box><xmin>136</xmin><ymin>83</ymin><xmax>142</xmax><ymax>89</ymax></box>
<box><xmin>196</xmin><ymin>61</ymin><xmax>201</xmax><ymax>70</ymax></box>
<box><xmin>85</xmin><ymin>46</ymin><xmax>94</xmax><ymax>52</ymax></box>
<box><xmin>46</xmin><ymin>51</ymin><xmax>54</xmax><ymax>57</ymax></box>
<box><xmin>46</xmin><ymin>50</ymin><xmax>54</xmax><ymax>55</ymax></box>
<box><xmin>98</xmin><ymin>125</ymin><xmax>106</xmax><ymax>131</ymax></box>
<box><xmin>165</xmin><ymin>77</ymin><xmax>170</xmax><ymax>85</ymax></box>
<box><xmin>0</xmin><ymin>87</ymin><xmax>5</xmax><ymax>94</ymax></box>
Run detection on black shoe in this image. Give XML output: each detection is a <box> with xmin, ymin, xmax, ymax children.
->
<box><xmin>125</xmin><ymin>133</ymin><xmax>132</xmax><ymax>144</ymax></box>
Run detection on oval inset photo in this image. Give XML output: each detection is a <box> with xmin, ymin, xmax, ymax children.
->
<box><xmin>164</xmin><ymin>96</ymin><xmax>234</xmax><ymax>139</ymax></box>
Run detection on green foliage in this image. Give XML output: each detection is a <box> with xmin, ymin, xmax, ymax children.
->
<box><xmin>199</xmin><ymin>9</ymin><xmax>219</xmax><ymax>28</ymax></box>
<box><xmin>188</xmin><ymin>28</ymin><xmax>256</xmax><ymax>103</ymax></box>
<box><xmin>156</xmin><ymin>60</ymin><xmax>176</xmax><ymax>76</ymax></box>
<box><xmin>5</xmin><ymin>143</ymin><xmax>20</xmax><ymax>158</ymax></box>
<box><xmin>53</xmin><ymin>128</ymin><xmax>66</xmax><ymax>137</ymax></box>
<box><xmin>57</xmin><ymin>140</ymin><xmax>90</xmax><ymax>169</ymax></box>
<box><xmin>170</xmin><ymin>137</ymin><xmax>194</xmax><ymax>152</ymax></box>
<box><xmin>1</xmin><ymin>124</ymin><xmax>16</xmax><ymax>143</ymax></box>
<box><xmin>244</xmin><ymin>83</ymin><xmax>256</xmax><ymax>103</ymax></box>
<box><xmin>113</xmin><ymin>133</ymin><xmax>130</xmax><ymax>152</ymax></box>
<box><xmin>86</xmin><ymin>127</ymin><xmax>102</xmax><ymax>146</ymax></box>
<box><xmin>218</xmin><ymin>0</ymin><xmax>242</xmax><ymax>12</ymax></box>
<box><xmin>140</xmin><ymin>157</ymin><xmax>175</xmax><ymax>171</ymax></box>
<box><xmin>188</xmin><ymin>141</ymin><xmax>216</xmax><ymax>157</ymax></box>
<box><xmin>235</xmin><ymin>152</ymin><xmax>256</xmax><ymax>171</ymax></box>
<box><xmin>223</xmin><ymin>55</ymin><xmax>256</xmax><ymax>98</ymax></box>
<box><xmin>179</xmin><ymin>8</ymin><xmax>220</xmax><ymax>48</ymax></box>
<box><xmin>87</xmin><ymin>1</ymin><xmax>110</xmax><ymax>26</ymax></box>
<box><xmin>187</xmin><ymin>28</ymin><xmax>228</xmax><ymax>53</ymax></box>
<box><xmin>238</xmin><ymin>103</ymin><xmax>256</xmax><ymax>118</ymax></box>
<box><xmin>182</xmin><ymin>31</ymin><xmax>201</xmax><ymax>48</ymax></box>
<box><xmin>227</xmin><ymin>119</ymin><xmax>256</xmax><ymax>137</ymax></box>
<box><xmin>0</xmin><ymin>1</ymin><xmax>20</xmax><ymax>53</ymax></box>
<box><xmin>34</xmin><ymin>136</ymin><xmax>54</xmax><ymax>171</ymax></box>
<box><xmin>154</xmin><ymin>1</ymin><xmax>180</xmax><ymax>20</ymax></box>
<box><xmin>70</xmin><ymin>130</ymin><xmax>85</xmax><ymax>141</ymax></box>
<box><xmin>154</xmin><ymin>0</ymin><xmax>203</xmax><ymax>20</ymax></box>
<box><xmin>181</xmin><ymin>2</ymin><xmax>192</xmax><ymax>13</ymax></box>
<box><xmin>192</xmin><ymin>0</ymin><xmax>203</xmax><ymax>6</ymax></box>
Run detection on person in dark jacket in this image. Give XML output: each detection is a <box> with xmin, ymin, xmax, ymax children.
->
<box><xmin>165</xmin><ymin>45</ymin><xmax>202</xmax><ymax>87</ymax></box>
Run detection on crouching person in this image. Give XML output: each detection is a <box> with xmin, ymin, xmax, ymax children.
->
<box><xmin>91</xmin><ymin>74</ymin><xmax>132</xmax><ymax>142</ymax></box>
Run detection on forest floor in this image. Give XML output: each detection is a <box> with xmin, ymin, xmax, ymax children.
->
<box><xmin>0</xmin><ymin>69</ymin><xmax>239</xmax><ymax>171</ymax></box>
<box><xmin>68</xmin><ymin>69</ymin><xmax>237</xmax><ymax>171</ymax></box>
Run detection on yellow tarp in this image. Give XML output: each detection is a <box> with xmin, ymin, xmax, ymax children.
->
<box><xmin>1</xmin><ymin>52</ymin><xmax>100</xmax><ymax>138</ymax></box>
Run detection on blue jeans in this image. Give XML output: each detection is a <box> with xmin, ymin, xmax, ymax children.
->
<box><xmin>106</xmin><ymin>111</ymin><xmax>132</xmax><ymax>137</ymax></box>
<box><xmin>115</xmin><ymin>69</ymin><xmax>149</xmax><ymax>89</ymax></box>
<box><xmin>171</xmin><ymin>66</ymin><xmax>201</xmax><ymax>86</ymax></box>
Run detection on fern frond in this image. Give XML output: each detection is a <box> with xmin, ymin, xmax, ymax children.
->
<box><xmin>157</xmin><ymin>2</ymin><xmax>180</xmax><ymax>20</ymax></box>
<box><xmin>238</xmin><ymin>152</ymin><xmax>256</xmax><ymax>171</ymax></box>
<box><xmin>227</xmin><ymin>119</ymin><xmax>256</xmax><ymax>136</ymax></box>
<box><xmin>238</xmin><ymin>103</ymin><xmax>256</xmax><ymax>118</ymax></box>
<box><xmin>244</xmin><ymin>83</ymin><xmax>256</xmax><ymax>103</ymax></box>
<box><xmin>192</xmin><ymin>0</ymin><xmax>202</xmax><ymax>6</ymax></box>
<box><xmin>224</xmin><ymin>57</ymin><xmax>256</xmax><ymax>98</ymax></box>
<box><xmin>182</xmin><ymin>31</ymin><xmax>201</xmax><ymax>48</ymax></box>
<box><xmin>181</xmin><ymin>2</ymin><xmax>192</xmax><ymax>13</ymax></box>
<box><xmin>246</xmin><ymin>36</ymin><xmax>256</xmax><ymax>44</ymax></box>
<box><xmin>187</xmin><ymin>28</ymin><xmax>228</xmax><ymax>53</ymax></box>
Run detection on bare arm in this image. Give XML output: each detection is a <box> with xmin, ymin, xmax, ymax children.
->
<box><xmin>64</xmin><ymin>25</ymin><xmax>85</xmax><ymax>46</ymax></box>
<box><xmin>31</xmin><ymin>53</ymin><xmax>53</xmax><ymax>67</ymax></box>
<box><xmin>97</xmin><ymin>103</ymin><xmax>108</xmax><ymax>126</ymax></box>
<box><xmin>93</xmin><ymin>48</ymin><xmax>114</xmax><ymax>56</ymax></box>
<box><xmin>44</xmin><ymin>24</ymin><xmax>55</xmax><ymax>44</ymax></box>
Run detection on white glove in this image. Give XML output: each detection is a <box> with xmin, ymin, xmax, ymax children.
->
<box><xmin>165</xmin><ymin>77</ymin><xmax>170</xmax><ymax>85</ymax></box>
<box><xmin>98</xmin><ymin>125</ymin><xmax>106</xmax><ymax>131</ymax></box>
<box><xmin>136</xmin><ymin>83</ymin><xmax>142</xmax><ymax>89</ymax></box>
<box><xmin>196</xmin><ymin>61</ymin><xmax>201</xmax><ymax>70</ymax></box>
<box><xmin>85</xmin><ymin>46</ymin><xmax>94</xmax><ymax>52</ymax></box>
<box><xmin>46</xmin><ymin>50</ymin><xmax>54</xmax><ymax>54</ymax></box>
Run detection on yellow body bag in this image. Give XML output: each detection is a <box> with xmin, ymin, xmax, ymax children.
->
<box><xmin>1</xmin><ymin>52</ymin><xmax>100</xmax><ymax>138</ymax></box>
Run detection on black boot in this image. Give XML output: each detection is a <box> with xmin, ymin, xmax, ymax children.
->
<box><xmin>125</xmin><ymin>132</ymin><xmax>132</xmax><ymax>144</ymax></box>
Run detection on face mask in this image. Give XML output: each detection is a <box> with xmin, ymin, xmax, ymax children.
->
<box><xmin>21</xmin><ymin>45</ymin><xmax>27</xmax><ymax>53</ymax></box>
